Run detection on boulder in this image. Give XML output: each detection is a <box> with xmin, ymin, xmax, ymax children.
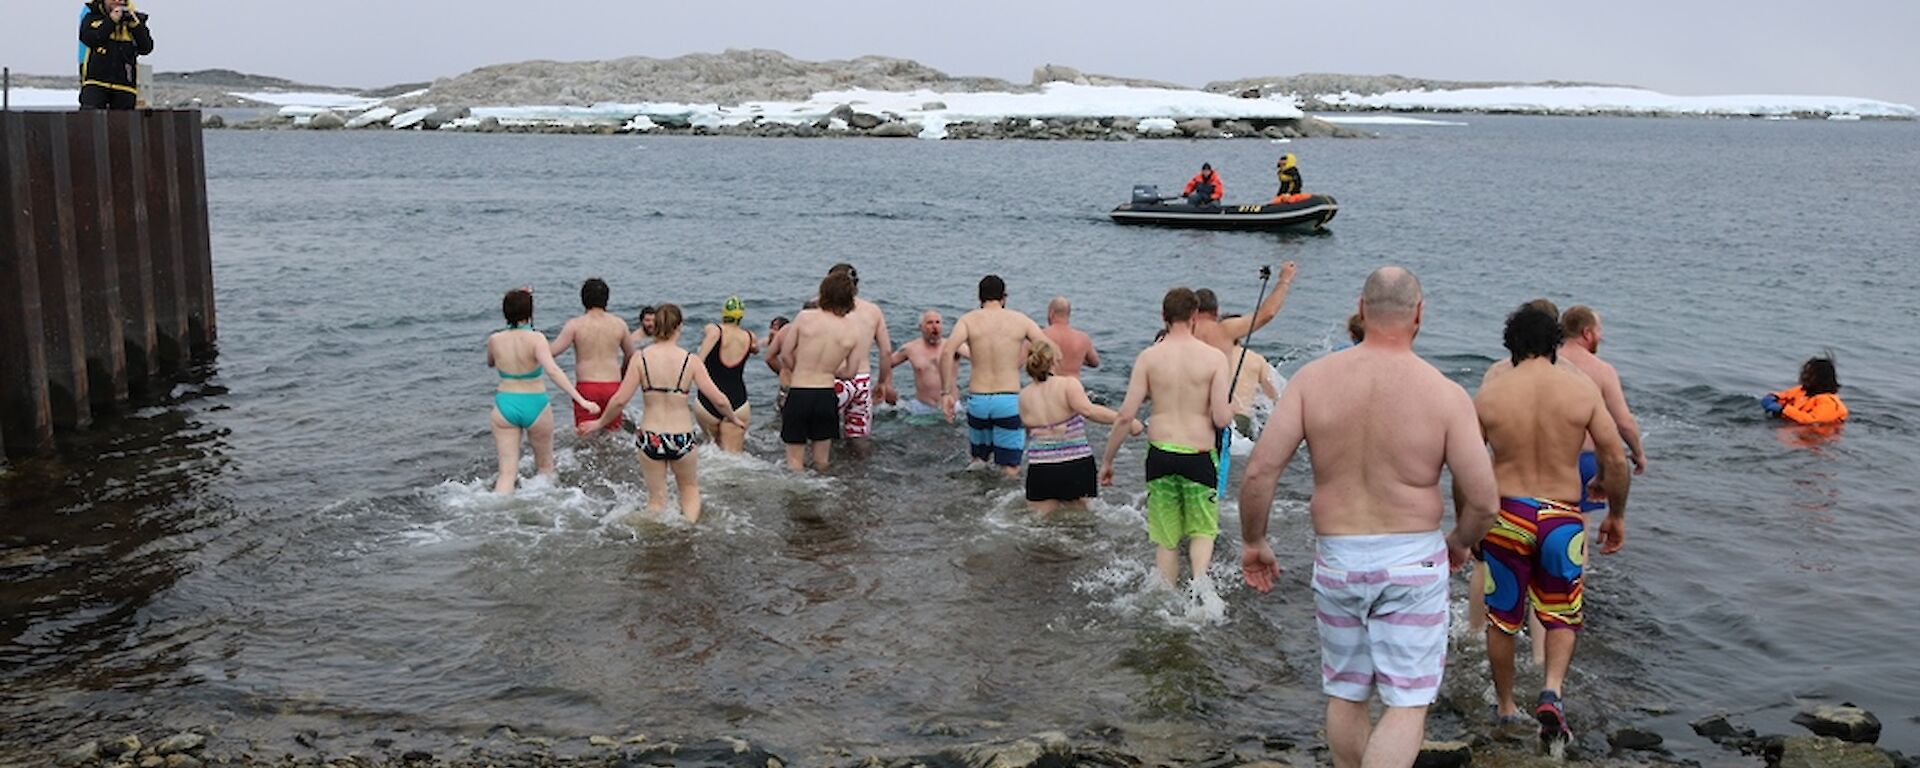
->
<box><xmin>103</xmin><ymin>736</ymin><xmax>141</xmax><ymax>757</ymax></box>
<box><xmin>1221</xmin><ymin>120</ymin><xmax>1256</xmax><ymax>136</ymax></box>
<box><xmin>1795</xmin><ymin>704</ymin><xmax>1883</xmax><ymax>744</ymax></box>
<box><xmin>306</xmin><ymin>110</ymin><xmax>346</xmax><ymax>130</ymax></box>
<box><xmin>1693</xmin><ymin>713</ymin><xmax>1759</xmax><ymax>742</ymax></box>
<box><xmin>1032</xmin><ymin>64</ymin><xmax>1090</xmax><ymax>86</ymax></box>
<box><xmin>1291</xmin><ymin>116</ymin><xmax>1375</xmax><ymax>139</ymax></box>
<box><xmin>1176</xmin><ymin>118</ymin><xmax>1215</xmax><ymax>136</ymax></box>
<box><xmin>1413</xmin><ymin>741</ymin><xmax>1471</xmax><ymax>768</ymax></box>
<box><xmin>848</xmin><ymin>112</ymin><xmax>885</xmax><ymax>130</ymax></box>
<box><xmin>153</xmin><ymin>733</ymin><xmax>205</xmax><ymax>755</ymax></box>
<box><xmin>588</xmin><ymin>736</ymin><xmax>617</xmax><ymax>747</ymax></box>
<box><xmin>869</xmin><ymin>121</ymin><xmax>916</xmax><ymax>138</ymax></box>
<box><xmin>1609</xmin><ymin>727</ymin><xmax>1664</xmax><ymax>752</ymax></box>
<box><xmin>1260</xmin><ymin>126</ymin><xmax>1289</xmax><ymax>139</ymax></box>
<box><xmin>344</xmin><ymin>106</ymin><xmax>398</xmax><ymax>129</ymax></box>
<box><xmin>920</xmin><ymin>101</ymin><xmax>947</xmax><ymax>111</ymax></box>
<box><xmin>476</xmin><ymin>116</ymin><xmax>503</xmax><ymax>133</ymax></box>
<box><xmin>421</xmin><ymin>106</ymin><xmax>470</xmax><ymax>130</ymax></box>
<box><xmin>1771</xmin><ymin>736</ymin><xmax>1895</xmax><ymax>768</ymax></box>
<box><xmin>57</xmin><ymin>741</ymin><xmax>100</xmax><ymax>767</ymax></box>
<box><xmin>827</xmin><ymin>104</ymin><xmax>856</xmax><ymax>125</ymax></box>
<box><xmin>162</xmin><ymin>756</ymin><xmax>202</xmax><ymax>768</ymax></box>
<box><xmin>139</xmin><ymin>757</ymin><xmax>164</xmax><ymax>768</ymax></box>
<box><xmin>201</xmin><ymin>114</ymin><xmax>225</xmax><ymax>129</ymax></box>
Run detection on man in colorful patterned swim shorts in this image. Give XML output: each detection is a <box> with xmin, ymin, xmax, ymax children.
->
<box><xmin>1239</xmin><ymin>267</ymin><xmax>1499</xmax><ymax>768</ymax></box>
<box><xmin>1474</xmin><ymin>302</ymin><xmax>1632</xmax><ymax>753</ymax></box>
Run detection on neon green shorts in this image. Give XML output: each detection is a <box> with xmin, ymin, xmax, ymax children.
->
<box><xmin>1145</xmin><ymin>442</ymin><xmax>1219</xmax><ymax>549</ymax></box>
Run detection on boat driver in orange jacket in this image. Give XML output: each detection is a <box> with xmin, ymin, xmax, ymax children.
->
<box><xmin>1183</xmin><ymin>163</ymin><xmax>1224</xmax><ymax>205</ymax></box>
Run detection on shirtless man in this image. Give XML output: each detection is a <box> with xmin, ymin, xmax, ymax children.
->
<box><xmin>941</xmin><ymin>275</ymin><xmax>1053</xmax><ymax>477</ymax></box>
<box><xmin>551</xmin><ymin>278</ymin><xmax>636</xmax><ymax>430</ymax></box>
<box><xmin>1041</xmin><ymin>296</ymin><xmax>1100</xmax><ymax>377</ymax></box>
<box><xmin>1473</xmin><ymin>303</ymin><xmax>1630</xmax><ymax>754</ymax></box>
<box><xmin>1193</xmin><ymin>261</ymin><xmax>1298</xmax><ymax>356</ymax></box>
<box><xmin>1099</xmin><ymin>287</ymin><xmax>1235</xmax><ymax>587</ymax></box>
<box><xmin>773</xmin><ymin>274</ymin><xmax>864</xmax><ymax>471</ymax></box>
<box><xmin>630</xmin><ymin>305</ymin><xmax>658</xmax><ymax>349</ymax></box>
<box><xmin>888</xmin><ymin>310</ymin><xmax>967</xmax><ymax>416</ymax></box>
<box><xmin>826</xmin><ymin>264</ymin><xmax>896</xmax><ymax>450</ymax></box>
<box><xmin>1559</xmin><ymin>305</ymin><xmax>1649</xmax><ymax>497</ymax></box>
<box><xmin>1239</xmin><ymin>267</ymin><xmax>1499</xmax><ymax>768</ymax></box>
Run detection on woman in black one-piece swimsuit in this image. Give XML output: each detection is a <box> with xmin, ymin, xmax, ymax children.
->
<box><xmin>695</xmin><ymin>296</ymin><xmax>757</xmax><ymax>452</ymax></box>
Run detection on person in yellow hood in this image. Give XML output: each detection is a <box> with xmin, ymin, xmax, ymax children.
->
<box><xmin>1274</xmin><ymin>153</ymin><xmax>1304</xmax><ymax>197</ymax></box>
<box><xmin>1762</xmin><ymin>356</ymin><xmax>1848</xmax><ymax>425</ymax></box>
<box><xmin>78</xmin><ymin>0</ymin><xmax>153</xmax><ymax>110</ymax></box>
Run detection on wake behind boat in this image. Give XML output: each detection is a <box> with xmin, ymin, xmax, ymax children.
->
<box><xmin>1109</xmin><ymin>185</ymin><xmax>1339</xmax><ymax>231</ymax></box>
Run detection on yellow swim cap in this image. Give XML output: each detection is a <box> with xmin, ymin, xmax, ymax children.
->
<box><xmin>1278</xmin><ymin>153</ymin><xmax>1298</xmax><ymax>170</ymax></box>
<box><xmin>722</xmin><ymin>295</ymin><xmax>745</xmax><ymax>322</ymax></box>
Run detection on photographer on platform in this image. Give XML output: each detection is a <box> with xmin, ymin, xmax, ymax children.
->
<box><xmin>78</xmin><ymin>0</ymin><xmax>154</xmax><ymax>110</ymax></box>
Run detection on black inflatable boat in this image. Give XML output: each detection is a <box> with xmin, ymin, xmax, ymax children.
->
<box><xmin>1109</xmin><ymin>185</ymin><xmax>1339</xmax><ymax>231</ymax></box>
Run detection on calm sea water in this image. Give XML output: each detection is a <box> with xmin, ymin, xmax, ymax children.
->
<box><xmin>3</xmin><ymin>116</ymin><xmax>1917</xmax><ymax>762</ymax></box>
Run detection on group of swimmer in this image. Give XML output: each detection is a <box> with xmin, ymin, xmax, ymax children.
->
<box><xmin>484</xmin><ymin>260</ymin><xmax>1849</xmax><ymax>768</ymax></box>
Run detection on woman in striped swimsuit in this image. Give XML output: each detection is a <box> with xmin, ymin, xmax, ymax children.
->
<box><xmin>1016</xmin><ymin>343</ymin><xmax>1137</xmax><ymax>515</ymax></box>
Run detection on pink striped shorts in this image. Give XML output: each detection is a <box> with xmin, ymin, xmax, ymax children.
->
<box><xmin>1312</xmin><ymin>531</ymin><xmax>1449</xmax><ymax>707</ymax></box>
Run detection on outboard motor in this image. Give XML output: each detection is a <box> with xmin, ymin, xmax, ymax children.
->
<box><xmin>1131</xmin><ymin>184</ymin><xmax>1161</xmax><ymax>205</ymax></box>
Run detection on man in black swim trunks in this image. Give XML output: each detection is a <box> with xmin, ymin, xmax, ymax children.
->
<box><xmin>773</xmin><ymin>274</ymin><xmax>865</xmax><ymax>471</ymax></box>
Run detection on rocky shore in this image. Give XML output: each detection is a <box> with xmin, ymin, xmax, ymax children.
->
<box><xmin>30</xmin><ymin>704</ymin><xmax>1911</xmax><ymax>768</ymax></box>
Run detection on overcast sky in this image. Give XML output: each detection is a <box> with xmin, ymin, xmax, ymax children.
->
<box><xmin>7</xmin><ymin>0</ymin><xmax>1916</xmax><ymax>105</ymax></box>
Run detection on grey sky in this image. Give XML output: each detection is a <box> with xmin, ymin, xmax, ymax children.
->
<box><xmin>8</xmin><ymin>0</ymin><xmax>1916</xmax><ymax>106</ymax></box>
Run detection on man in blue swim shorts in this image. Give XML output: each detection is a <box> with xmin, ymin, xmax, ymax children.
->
<box><xmin>941</xmin><ymin>275</ymin><xmax>1055</xmax><ymax>477</ymax></box>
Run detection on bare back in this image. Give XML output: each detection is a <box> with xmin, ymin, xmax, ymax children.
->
<box><xmin>1475</xmin><ymin>357</ymin><xmax>1614</xmax><ymax>501</ymax></box>
<box><xmin>1289</xmin><ymin>345</ymin><xmax>1478</xmax><ymax>534</ymax></box>
<box><xmin>1043</xmin><ymin>324</ymin><xmax>1095</xmax><ymax>377</ymax></box>
<box><xmin>1135</xmin><ymin>335</ymin><xmax>1230</xmax><ymax>449</ymax></box>
<box><xmin>954</xmin><ymin>306</ymin><xmax>1045</xmax><ymax>394</ymax></box>
<box><xmin>836</xmin><ymin>298</ymin><xmax>888</xmax><ymax>378</ymax></box>
<box><xmin>782</xmin><ymin>310</ymin><xmax>862</xmax><ymax>388</ymax></box>
<box><xmin>489</xmin><ymin>329</ymin><xmax>549</xmax><ymax>395</ymax></box>
<box><xmin>561</xmin><ymin>311</ymin><xmax>631</xmax><ymax>383</ymax></box>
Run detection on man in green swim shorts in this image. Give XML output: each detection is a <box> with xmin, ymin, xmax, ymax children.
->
<box><xmin>1101</xmin><ymin>287</ymin><xmax>1236</xmax><ymax>587</ymax></box>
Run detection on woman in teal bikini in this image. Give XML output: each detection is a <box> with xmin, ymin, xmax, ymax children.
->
<box><xmin>580</xmin><ymin>303</ymin><xmax>745</xmax><ymax>523</ymax></box>
<box><xmin>488</xmin><ymin>287</ymin><xmax>600</xmax><ymax>494</ymax></box>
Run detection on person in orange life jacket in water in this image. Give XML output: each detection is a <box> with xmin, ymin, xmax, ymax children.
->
<box><xmin>1761</xmin><ymin>356</ymin><xmax>1848</xmax><ymax>425</ymax></box>
<box><xmin>1183</xmin><ymin>163</ymin><xmax>1224</xmax><ymax>206</ymax></box>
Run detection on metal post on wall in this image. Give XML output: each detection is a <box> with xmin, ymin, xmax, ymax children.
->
<box><xmin>4</xmin><ymin>67</ymin><xmax>11</xmax><ymax>112</ymax></box>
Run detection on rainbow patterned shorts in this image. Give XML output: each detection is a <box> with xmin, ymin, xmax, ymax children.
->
<box><xmin>1481</xmin><ymin>496</ymin><xmax>1587</xmax><ymax>634</ymax></box>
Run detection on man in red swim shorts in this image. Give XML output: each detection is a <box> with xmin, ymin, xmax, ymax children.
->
<box><xmin>552</xmin><ymin>278</ymin><xmax>635</xmax><ymax>430</ymax></box>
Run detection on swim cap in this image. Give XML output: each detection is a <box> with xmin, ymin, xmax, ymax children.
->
<box><xmin>722</xmin><ymin>296</ymin><xmax>745</xmax><ymax>321</ymax></box>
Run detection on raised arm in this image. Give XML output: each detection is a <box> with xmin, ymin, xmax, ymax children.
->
<box><xmin>887</xmin><ymin>341</ymin><xmax>913</xmax><ymax>369</ymax></box>
<box><xmin>1585</xmin><ymin>391</ymin><xmax>1631</xmax><ymax>554</ymax></box>
<box><xmin>1596</xmin><ymin>367</ymin><xmax>1646</xmax><ymax>473</ymax></box>
<box><xmin>1237</xmin><ymin>367</ymin><xmax>1307</xmax><ymax>592</ymax></box>
<box><xmin>1217</xmin><ymin>261</ymin><xmax>1298</xmax><ymax>341</ymax></box>
<box><xmin>1442</xmin><ymin>384</ymin><xmax>1498</xmax><ymax>568</ymax></box>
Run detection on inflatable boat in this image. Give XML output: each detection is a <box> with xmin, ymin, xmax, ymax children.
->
<box><xmin>1109</xmin><ymin>186</ymin><xmax>1339</xmax><ymax>231</ymax></box>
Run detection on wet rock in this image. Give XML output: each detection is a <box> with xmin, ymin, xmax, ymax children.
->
<box><xmin>1291</xmin><ymin>116</ymin><xmax>1374</xmax><ymax>139</ymax></box>
<box><xmin>162</xmin><ymin>756</ymin><xmax>201</xmax><ymax>768</ymax></box>
<box><xmin>58</xmin><ymin>741</ymin><xmax>101</xmax><ymax>767</ymax></box>
<box><xmin>869</xmin><ymin>121</ymin><xmax>916</xmax><ymax>138</ymax></box>
<box><xmin>1176</xmin><ymin>118</ymin><xmax>1215</xmax><ymax>136</ymax></box>
<box><xmin>1795</xmin><ymin>704</ymin><xmax>1884</xmax><ymax>744</ymax></box>
<box><xmin>1220</xmin><ymin>120</ymin><xmax>1256</xmax><ymax>136</ymax></box>
<box><xmin>371</xmin><ymin>738</ymin><xmax>395</xmax><ymax>749</ymax></box>
<box><xmin>921</xmin><ymin>101</ymin><xmax>947</xmax><ymax>111</ymax></box>
<box><xmin>138</xmin><ymin>757</ymin><xmax>164</xmax><ymax>768</ymax></box>
<box><xmin>400</xmin><ymin>750</ymin><xmax>430</xmax><ymax>763</ymax></box>
<box><xmin>848</xmin><ymin>112</ymin><xmax>885</xmax><ymax>130</ymax></box>
<box><xmin>306</xmin><ymin>111</ymin><xmax>346</xmax><ymax>130</ymax></box>
<box><xmin>293</xmin><ymin>731</ymin><xmax>317</xmax><ymax>749</ymax></box>
<box><xmin>1771</xmin><ymin>736</ymin><xmax>1895</xmax><ymax>768</ymax></box>
<box><xmin>1694</xmin><ymin>713</ymin><xmax>1759</xmax><ymax>742</ymax></box>
<box><xmin>153</xmin><ymin>734</ymin><xmax>205</xmax><ymax>756</ymax></box>
<box><xmin>104</xmin><ymin>736</ymin><xmax>142</xmax><ymax>758</ymax></box>
<box><xmin>588</xmin><ymin>735</ymin><xmax>616</xmax><ymax>747</ymax></box>
<box><xmin>623</xmin><ymin>733</ymin><xmax>648</xmax><ymax>744</ymax></box>
<box><xmin>956</xmin><ymin>737</ymin><xmax>1051</xmax><ymax>768</ymax></box>
<box><xmin>476</xmin><ymin>116</ymin><xmax>502</xmax><ymax>133</ymax></box>
<box><xmin>201</xmin><ymin>114</ymin><xmax>225</xmax><ymax>129</ymax></box>
<box><xmin>421</xmin><ymin>107</ymin><xmax>469</xmax><ymax>130</ymax></box>
<box><xmin>1609</xmin><ymin>727</ymin><xmax>1665</xmax><ymax>752</ymax></box>
<box><xmin>1414</xmin><ymin>741</ymin><xmax>1471</xmax><ymax>768</ymax></box>
<box><xmin>1261</xmin><ymin>126</ymin><xmax>1289</xmax><ymax>139</ymax></box>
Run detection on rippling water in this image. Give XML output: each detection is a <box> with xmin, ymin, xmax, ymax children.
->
<box><xmin>4</xmin><ymin>117</ymin><xmax>1918</xmax><ymax>762</ymax></box>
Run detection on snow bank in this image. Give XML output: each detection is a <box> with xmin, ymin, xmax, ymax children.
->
<box><xmin>444</xmin><ymin>83</ymin><xmax>1304</xmax><ymax>135</ymax></box>
<box><xmin>232</xmin><ymin>91</ymin><xmax>384</xmax><ymax>111</ymax></box>
<box><xmin>1306</xmin><ymin>86</ymin><xmax>1915</xmax><ymax>118</ymax></box>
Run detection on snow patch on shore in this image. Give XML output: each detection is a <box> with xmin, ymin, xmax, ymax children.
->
<box><xmin>1302</xmin><ymin>86</ymin><xmax>1914</xmax><ymax>118</ymax></box>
